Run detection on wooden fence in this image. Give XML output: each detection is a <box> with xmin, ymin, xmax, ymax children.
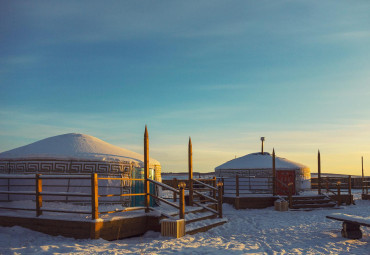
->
<box><xmin>0</xmin><ymin>173</ymin><xmax>186</xmax><ymax>220</ymax></box>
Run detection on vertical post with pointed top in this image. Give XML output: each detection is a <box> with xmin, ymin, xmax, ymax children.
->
<box><xmin>144</xmin><ymin>125</ymin><xmax>150</xmax><ymax>213</ymax></box>
<box><xmin>188</xmin><ymin>137</ymin><xmax>193</xmax><ymax>206</ymax></box>
<box><xmin>318</xmin><ymin>150</ymin><xmax>321</xmax><ymax>195</ymax></box>
<box><xmin>362</xmin><ymin>157</ymin><xmax>364</xmax><ymax>194</ymax></box>
<box><xmin>272</xmin><ymin>149</ymin><xmax>276</xmax><ymax>196</ymax></box>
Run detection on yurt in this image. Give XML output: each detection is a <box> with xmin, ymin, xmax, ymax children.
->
<box><xmin>215</xmin><ymin>152</ymin><xmax>311</xmax><ymax>195</ymax></box>
<box><xmin>0</xmin><ymin>133</ymin><xmax>161</xmax><ymax>206</ymax></box>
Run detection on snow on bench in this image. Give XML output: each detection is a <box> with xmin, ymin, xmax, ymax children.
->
<box><xmin>326</xmin><ymin>213</ymin><xmax>370</xmax><ymax>239</ymax></box>
<box><xmin>326</xmin><ymin>213</ymin><xmax>370</xmax><ymax>227</ymax></box>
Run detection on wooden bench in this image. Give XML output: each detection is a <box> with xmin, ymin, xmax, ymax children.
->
<box><xmin>326</xmin><ymin>213</ymin><xmax>370</xmax><ymax>239</ymax></box>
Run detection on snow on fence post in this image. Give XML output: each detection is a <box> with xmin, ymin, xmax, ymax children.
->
<box><xmin>36</xmin><ymin>174</ymin><xmax>43</xmax><ymax>217</ymax></box>
<box><xmin>91</xmin><ymin>173</ymin><xmax>99</xmax><ymax>220</ymax></box>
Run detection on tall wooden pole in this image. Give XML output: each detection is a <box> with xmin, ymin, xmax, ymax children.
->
<box><xmin>272</xmin><ymin>148</ymin><xmax>276</xmax><ymax>196</ymax></box>
<box><xmin>144</xmin><ymin>125</ymin><xmax>150</xmax><ymax>213</ymax></box>
<box><xmin>362</xmin><ymin>156</ymin><xmax>364</xmax><ymax>194</ymax></box>
<box><xmin>188</xmin><ymin>137</ymin><xmax>193</xmax><ymax>206</ymax></box>
<box><xmin>318</xmin><ymin>150</ymin><xmax>321</xmax><ymax>195</ymax></box>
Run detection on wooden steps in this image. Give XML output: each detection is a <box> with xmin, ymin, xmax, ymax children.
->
<box><xmin>186</xmin><ymin>217</ymin><xmax>228</xmax><ymax>235</ymax></box>
<box><xmin>185</xmin><ymin>211</ymin><xmax>216</xmax><ymax>224</ymax></box>
<box><xmin>291</xmin><ymin>195</ymin><xmax>337</xmax><ymax>209</ymax></box>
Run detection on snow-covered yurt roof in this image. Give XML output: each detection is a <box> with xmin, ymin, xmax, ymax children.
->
<box><xmin>0</xmin><ymin>133</ymin><xmax>160</xmax><ymax>167</ymax></box>
<box><xmin>215</xmin><ymin>152</ymin><xmax>307</xmax><ymax>170</ymax></box>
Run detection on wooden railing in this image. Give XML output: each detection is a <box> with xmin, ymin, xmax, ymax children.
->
<box><xmin>148</xmin><ymin>179</ymin><xmax>185</xmax><ymax>219</ymax></box>
<box><xmin>313</xmin><ymin>176</ymin><xmax>352</xmax><ymax>199</ymax></box>
<box><xmin>0</xmin><ymin>173</ymin><xmax>186</xmax><ymax>220</ymax></box>
<box><xmin>220</xmin><ymin>175</ymin><xmax>273</xmax><ymax>196</ymax></box>
<box><xmin>189</xmin><ymin>178</ymin><xmax>223</xmax><ymax>218</ymax></box>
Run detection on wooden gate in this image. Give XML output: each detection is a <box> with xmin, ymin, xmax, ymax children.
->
<box><xmin>276</xmin><ymin>170</ymin><xmax>295</xmax><ymax>195</ymax></box>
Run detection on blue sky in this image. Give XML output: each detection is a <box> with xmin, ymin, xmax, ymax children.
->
<box><xmin>1</xmin><ymin>0</ymin><xmax>370</xmax><ymax>174</ymax></box>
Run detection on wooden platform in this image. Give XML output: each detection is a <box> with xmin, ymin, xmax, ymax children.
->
<box><xmin>362</xmin><ymin>194</ymin><xmax>370</xmax><ymax>200</ymax></box>
<box><xmin>223</xmin><ymin>194</ymin><xmax>354</xmax><ymax>209</ymax></box>
<box><xmin>0</xmin><ymin>213</ymin><xmax>161</xmax><ymax>241</ymax></box>
<box><xmin>223</xmin><ymin>196</ymin><xmax>276</xmax><ymax>209</ymax></box>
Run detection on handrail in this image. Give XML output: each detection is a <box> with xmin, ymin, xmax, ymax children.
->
<box><xmin>148</xmin><ymin>179</ymin><xmax>179</xmax><ymax>194</ymax></box>
<box><xmin>148</xmin><ymin>193</ymin><xmax>180</xmax><ymax>209</ymax></box>
<box><xmin>193</xmin><ymin>201</ymin><xmax>218</xmax><ymax>215</ymax></box>
<box><xmin>193</xmin><ymin>190</ymin><xmax>218</xmax><ymax>203</ymax></box>
<box><xmin>192</xmin><ymin>179</ymin><xmax>217</xmax><ymax>191</ymax></box>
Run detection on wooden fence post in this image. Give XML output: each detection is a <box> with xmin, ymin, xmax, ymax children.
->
<box><xmin>173</xmin><ymin>178</ymin><xmax>177</xmax><ymax>202</ymax></box>
<box><xmin>272</xmin><ymin>149</ymin><xmax>276</xmax><ymax>196</ymax></box>
<box><xmin>236</xmin><ymin>175</ymin><xmax>239</xmax><ymax>197</ymax></box>
<box><xmin>91</xmin><ymin>173</ymin><xmax>99</xmax><ymax>220</ymax></box>
<box><xmin>212</xmin><ymin>177</ymin><xmax>217</xmax><ymax>200</ymax></box>
<box><xmin>217</xmin><ymin>182</ymin><xmax>223</xmax><ymax>218</ymax></box>
<box><xmin>222</xmin><ymin>178</ymin><xmax>225</xmax><ymax>195</ymax></box>
<box><xmin>288</xmin><ymin>182</ymin><xmax>293</xmax><ymax>209</ymax></box>
<box><xmin>188</xmin><ymin>137</ymin><xmax>193</xmax><ymax>206</ymax></box>
<box><xmin>179</xmin><ymin>182</ymin><xmax>186</xmax><ymax>219</ymax></box>
<box><xmin>318</xmin><ymin>150</ymin><xmax>321</xmax><ymax>195</ymax></box>
<box><xmin>348</xmin><ymin>175</ymin><xmax>353</xmax><ymax>205</ymax></box>
<box><xmin>337</xmin><ymin>181</ymin><xmax>341</xmax><ymax>206</ymax></box>
<box><xmin>36</xmin><ymin>174</ymin><xmax>42</xmax><ymax>217</ymax></box>
<box><xmin>362</xmin><ymin>157</ymin><xmax>364</xmax><ymax>194</ymax></box>
<box><xmin>144</xmin><ymin>126</ymin><xmax>150</xmax><ymax>213</ymax></box>
<box><xmin>326</xmin><ymin>177</ymin><xmax>329</xmax><ymax>193</ymax></box>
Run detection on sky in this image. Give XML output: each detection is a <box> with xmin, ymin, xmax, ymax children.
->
<box><xmin>1</xmin><ymin>0</ymin><xmax>370</xmax><ymax>175</ymax></box>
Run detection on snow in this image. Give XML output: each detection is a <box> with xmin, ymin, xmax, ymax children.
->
<box><xmin>0</xmin><ymin>133</ymin><xmax>160</xmax><ymax>166</ymax></box>
<box><xmin>215</xmin><ymin>152</ymin><xmax>308</xmax><ymax>170</ymax></box>
<box><xmin>0</xmin><ymin>190</ymin><xmax>369</xmax><ymax>254</ymax></box>
<box><xmin>328</xmin><ymin>213</ymin><xmax>370</xmax><ymax>226</ymax></box>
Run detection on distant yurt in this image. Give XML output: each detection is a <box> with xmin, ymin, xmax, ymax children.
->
<box><xmin>0</xmin><ymin>133</ymin><xmax>161</xmax><ymax>206</ymax></box>
<box><xmin>215</xmin><ymin>152</ymin><xmax>311</xmax><ymax>195</ymax></box>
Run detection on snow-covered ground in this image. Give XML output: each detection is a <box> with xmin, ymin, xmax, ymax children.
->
<box><xmin>0</xmin><ymin>191</ymin><xmax>369</xmax><ymax>254</ymax></box>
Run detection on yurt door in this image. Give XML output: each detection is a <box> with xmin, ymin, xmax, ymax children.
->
<box><xmin>276</xmin><ymin>170</ymin><xmax>296</xmax><ymax>195</ymax></box>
